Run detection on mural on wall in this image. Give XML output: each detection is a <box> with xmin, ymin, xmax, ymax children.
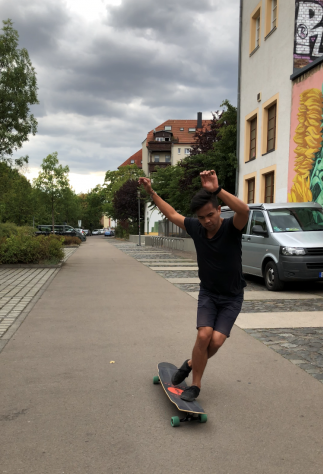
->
<box><xmin>288</xmin><ymin>83</ymin><xmax>323</xmax><ymax>204</ymax></box>
<box><xmin>294</xmin><ymin>0</ymin><xmax>323</xmax><ymax>70</ymax></box>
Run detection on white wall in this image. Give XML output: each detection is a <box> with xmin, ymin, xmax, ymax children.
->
<box><xmin>238</xmin><ymin>0</ymin><xmax>294</xmax><ymax>203</ymax></box>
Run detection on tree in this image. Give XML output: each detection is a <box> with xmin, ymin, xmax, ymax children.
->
<box><xmin>189</xmin><ymin>111</ymin><xmax>221</xmax><ymax>156</ymax></box>
<box><xmin>0</xmin><ymin>19</ymin><xmax>38</xmax><ymax>165</ymax></box>
<box><xmin>0</xmin><ymin>161</ymin><xmax>34</xmax><ymax>224</ymax></box>
<box><xmin>103</xmin><ymin>165</ymin><xmax>145</xmax><ymax>219</ymax></box>
<box><xmin>113</xmin><ymin>179</ymin><xmax>144</xmax><ymax>222</ymax></box>
<box><xmin>33</xmin><ymin>153</ymin><xmax>70</xmax><ymax>232</ymax></box>
<box><xmin>78</xmin><ymin>185</ymin><xmax>105</xmax><ymax>230</ymax></box>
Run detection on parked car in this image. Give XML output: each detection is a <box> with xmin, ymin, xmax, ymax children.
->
<box><xmin>104</xmin><ymin>229</ymin><xmax>113</xmax><ymax>236</ymax></box>
<box><xmin>221</xmin><ymin>202</ymin><xmax>323</xmax><ymax>291</ymax></box>
<box><xmin>83</xmin><ymin>229</ymin><xmax>91</xmax><ymax>236</ymax></box>
<box><xmin>36</xmin><ymin>225</ymin><xmax>86</xmax><ymax>242</ymax></box>
<box><xmin>99</xmin><ymin>229</ymin><xmax>104</xmax><ymax>235</ymax></box>
<box><xmin>92</xmin><ymin>229</ymin><xmax>100</xmax><ymax>235</ymax></box>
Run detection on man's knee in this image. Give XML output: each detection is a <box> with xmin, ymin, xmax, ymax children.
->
<box><xmin>196</xmin><ymin>327</ymin><xmax>213</xmax><ymax>347</ymax></box>
<box><xmin>211</xmin><ymin>332</ymin><xmax>227</xmax><ymax>351</ymax></box>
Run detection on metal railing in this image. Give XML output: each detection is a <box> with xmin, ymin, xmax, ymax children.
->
<box><xmin>150</xmin><ymin>236</ymin><xmax>185</xmax><ymax>251</ymax></box>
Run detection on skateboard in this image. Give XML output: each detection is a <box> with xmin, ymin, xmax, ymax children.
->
<box><xmin>153</xmin><ymin>362</ymin><xmax>207</xmax><ymax>427</ymax></box>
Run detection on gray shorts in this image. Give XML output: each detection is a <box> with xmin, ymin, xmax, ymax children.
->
<box><xmin>197</xmin><ymin>287</ymin><xmax>244</xmax><ymax>337</ymax></box>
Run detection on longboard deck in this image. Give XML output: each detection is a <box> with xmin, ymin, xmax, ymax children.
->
<box><xmin>157</xmin><ymin>362</ymin><xmax>206</xmax><ymax>415</ymax></box>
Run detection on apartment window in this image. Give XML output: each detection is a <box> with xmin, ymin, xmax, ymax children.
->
<box><xmin>256</xmin><ymin>15</ymin><xmax>260</xmax><ymax>47</ymax></box>
<box><xmin>154</xmin><ymin>155</ymin><xmax>160</xmax><ymax>163</ymax></box>
<box><xmin>247</xmin><ymin>178</ymin><xmax>255</xmax><ymax>203</ymax></box>
<box><xmin>184</xmin><ymin>148</ymin><xmax>190</xmax><ymax>155</ymax></box>
<box><xmin>178</xmin><ymin>148</ymin><xmax>181</xmax><ymax>154</ymax></box>
<box><xmin>180</xmin><ymin>128</ymin><xmax>184</xmax><ymax>131</ymax></box>
<box><xmin>249</xmin><ymin>117</ymin><xmax>257</xmax><ymax>160</ymax></box>
<box><xmin>267</xmin><ymin>104</ymin><xmax>276</xmax><ymax>152</ymax></box>
<box><xmin>250</xmin><ymin>5</ymin><xmax>261</xmax><ymax>54</ymax></box>
<box><xmin>272</xmin><ymin>0</ymin><xmax>277</xmax><ymax>29</ymax></box>
<box><xmin>164</xmin><ymin>126</ymin><xmax>172</xmax><ymax>131</ymax></box>
<box><xmin>130</xmin><ymin>160</ymin><xmax>135</xmax><ymax>163</ymax></box>
<box><xmin>155</xmin><ymin>137</ymin><xmax>165</xmax><ymax>142</ymax></box>
<box><xmin>188</xmin><ymin>128</ymin><xmax>196</xmax><ymax>132</ymax></box>
<box><xmin>165</xmin><ymin>155</ymin><xmax>171</xmax><ymax>163</ymax></box>
<box><xmin>264</xmin><ymin>172</ymin><xmax>275</xmax><ymax>203</ymax></box>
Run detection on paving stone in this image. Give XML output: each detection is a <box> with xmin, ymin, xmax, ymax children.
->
<box><xmin>0</xmin><ymin>248</ymin><xmax>76</xmax><ymax>342</ymax></box>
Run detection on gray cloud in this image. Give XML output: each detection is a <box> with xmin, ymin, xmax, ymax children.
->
<box><xmin>1</xmin><ymin>0</ymin><xmax>239</xmax><ymax>182</ymax></box>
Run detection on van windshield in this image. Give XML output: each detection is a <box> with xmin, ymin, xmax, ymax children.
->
<box><xmin>268</xmin><ymin>208</ymin><xmax>323</xmax><ymax>232</ymax></box>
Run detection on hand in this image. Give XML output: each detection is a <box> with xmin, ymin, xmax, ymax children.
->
<box><xmin>138</xmin><ymin>177</ymin><xmax>154</xmax><ymax>194</ymax></box>
<box><xmin>200</xmin><ymin>170</ymin><xmax>219</xmax><ymax>192</ymax></box>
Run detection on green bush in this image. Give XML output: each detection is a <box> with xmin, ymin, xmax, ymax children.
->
<box><xmin>0</xmin><ymin>222</ymin><xmax>34</xmax><ymax>240</ymax></box>
<box><xmin>62</xmin><ymin>236</ymin><xmax>81</xmax><ymax>246</ymax></box>
<box><xmin>0</xmin><ymin>234</ymin><xmax>64</xmax><ymax>264</ymax></box>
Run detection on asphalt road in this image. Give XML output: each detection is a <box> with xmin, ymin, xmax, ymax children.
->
<box><xmin>1</xmin><ymin>237</ymin><xmax>323</xmax><ymax>473</ymax></box>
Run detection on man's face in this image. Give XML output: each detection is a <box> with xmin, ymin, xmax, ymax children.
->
<box><xmin>196</xmin><ymin>201</ymin><xmax>221</xmax><ymax>231</ymax></box>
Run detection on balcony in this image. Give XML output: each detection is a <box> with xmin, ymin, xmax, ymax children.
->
<box><xmin>148</xmin><ymin>162</ymin><xmax>172</xmax><ymax>174</ymax></box>
<box><xmin>147</xmin><ymin>141</ymin><xmax>172</xmax><ymax>152</ymax></box>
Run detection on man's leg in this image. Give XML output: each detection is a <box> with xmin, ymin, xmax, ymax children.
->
<box><xmin>190</xmin><ymin>327</ymin><xmax>213</xmax><ymax>389</ymax></box>
<box><xmin>207</xmin><ymin>331</ymin><xmax>227</xmax><ymax>359</ymax></box>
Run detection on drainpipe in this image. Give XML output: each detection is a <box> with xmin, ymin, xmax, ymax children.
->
<box><xmin>235</xmin><ymin>0</ymin><xmax>243</xmax><ymax>197</ymax></box>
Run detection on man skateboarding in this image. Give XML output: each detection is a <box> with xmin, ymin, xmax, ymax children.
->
<box><xmin>139</xmin><ymin>170</ymin><xmax>249</xmax><ymax>402</ymax></box>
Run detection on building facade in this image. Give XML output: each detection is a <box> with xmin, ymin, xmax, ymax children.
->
<box><xmin>142</xmin><ymin>114</ymin><xmax>211</xmax><ymax>176</ymax></box>
<box><xmin>238</xmin><ymin>0</ymin><xmax>323</xmax><ymax>205</ymax></box>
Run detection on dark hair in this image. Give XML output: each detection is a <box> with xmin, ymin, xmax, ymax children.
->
<box><xmin>190</xmin><ymin>189</ymin><xmax>219</xmax><ymax>214</ymax></box>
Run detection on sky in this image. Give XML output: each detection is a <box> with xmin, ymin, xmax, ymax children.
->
<box><xmin>2</xmin><ymin>0</ymin><xmax>240</xmax><ymax>193</ymax></box>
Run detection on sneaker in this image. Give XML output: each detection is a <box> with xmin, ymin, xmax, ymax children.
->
<box><xmin>171</xmin><ymin>359</ymin><xmax>192</xmax><ymax>386</ymax></box>
<box><xmin>180</xmin><ymin>385</ymin><xmax>200</xmax><ymax>402</ymax></box>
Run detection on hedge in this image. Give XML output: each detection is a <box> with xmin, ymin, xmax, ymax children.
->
<box><xmin>0</xmin><ymin>234</ymin><xmax>64</xmax><ymax>264</ymax></box>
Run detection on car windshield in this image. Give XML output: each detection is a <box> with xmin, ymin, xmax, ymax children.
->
<box><xmin>268</xmin><ymin>208</ymin><xmax>323</xmax><ymax>232</ymax></box>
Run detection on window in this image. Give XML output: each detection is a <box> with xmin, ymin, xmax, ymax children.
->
<box><xmin>250</xmin><ymin>4</ymin><xmax>261</xmax><ymax>54</ymax></box>
<box><xmin>247</xmin><ymin>178</ymin><xmax>255</xmax><ymax>203</ymax></box>
<box><xmin>264</xmin><ymin>172</ymin><xmax>275</xmax><ymax>203</ymax></box>
<box><xmin>154</xmin><ymin>155</ymin><xmax>160</xmax><ymax>163</ymax></box>
<box><xmin>184</xmin><ymin>148</ymin><xmax>190</xmax><ymax>155</ymax></box>
<box><xmin>178</xmin><ymin>148</ymin><xmax>181</xmax><ymax>154</ymax></box>
<box><xmin>180</xmin><ymin>128</ymin><xmax>184</xmax><ymax>131</ymax></box>
<box><xmin>249</xmin><ymin>117</ymin><xmax>257</xmax><ymax>160</ymax></box>
<box><xmin>165</xmin><ymin>155</ymin><xmax>171</xmax><ymax>163</ymax></box>
<box><xmin>267</xmin><ymin>104</ymin><xmax>276</xmax><ymax>152</ymax></box>
<box><xmin>272</xmin><ymin>0</ymin><xmax>277</xmax><ymax>29</ymax></box>
<box><xmin>188</xmin><ymin>128</ymin><xmax>196</xmax><ymax>132</ymax></box>
<box><xmin>250</xmin><ymin>211</ymin><xmax>267</xmax><ymax>234</ymax></box>
<box><xmin>130</xmin><ymin>160</ymin><xmax>135</xmax><ymax>163</ymax></box>
<box><xmin>164</xmin><ymin>126</ymin><xmax>172</xmax><ymax>131</ymax></box>
<box><xmin>155</xmin><ymin>137</ymin><xmax>165</xmax><ymax>142</ymax></box>
<box><xmin>256</xmin><ymin>15</ymin><xmax>260</xmax><ymax>47</ymax></box>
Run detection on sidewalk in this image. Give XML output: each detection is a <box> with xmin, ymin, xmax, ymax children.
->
<box><xmin>1</xmin><ymin>237</ymin><xmax>323</xmax><ymax>473</ymax></box>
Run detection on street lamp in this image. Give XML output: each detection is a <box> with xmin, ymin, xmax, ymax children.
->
<box><xmin>137</xmin><ymin>189</ymin><xmax>141</xmax><ymax>246</ymax></box>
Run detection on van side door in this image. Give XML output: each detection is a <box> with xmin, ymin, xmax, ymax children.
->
<box><xmin>242</xmin><ymin>210</ymin><xmax>269</xmax><ymax>276</ymax></box>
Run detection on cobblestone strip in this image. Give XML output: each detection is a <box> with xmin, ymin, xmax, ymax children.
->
<box><xmin>0</xmin><ymin>248</ymin><xmax>77</xmax><ymax>341</ymax></box>
<box><xmin>244</xmin><ymin>328</ymin><xmax>323</xmax><ymax>384</ymax></box>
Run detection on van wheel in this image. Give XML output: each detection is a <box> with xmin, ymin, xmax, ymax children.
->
<box><xmin>264</xmin><ymin>261</ymin><xmax>284</xmax><ymax>291</ymax></box>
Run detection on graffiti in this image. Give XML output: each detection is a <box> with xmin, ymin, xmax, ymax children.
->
<box><xmin>294</xmin><ymin>1</ymin><xmax>323</xmax><ymax>69</ymax></box>
<box><xmin>288</xmin><ymin>87</ymin><xmax>323</xmax><ymax>204</ymax></box>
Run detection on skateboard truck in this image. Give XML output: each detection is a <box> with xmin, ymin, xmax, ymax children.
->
<box><xmin>180</xmin><ymin>413</ymin><xmax>200</xmax><ymax>423</ymax></box>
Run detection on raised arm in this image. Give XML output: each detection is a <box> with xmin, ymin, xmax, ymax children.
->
<box><xmin>138</xmin><ymin>177</ymin><xmax>186</xmax><ymax>230</ymax></box>
<box><xmin>200</xmin><ymin>170</ymin><xmax>249</xmax><ymax>230</ymax></box>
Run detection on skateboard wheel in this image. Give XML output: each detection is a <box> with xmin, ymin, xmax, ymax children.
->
<box><xmin>153</xmin><ymin>376</ymin><xmax>160</xmax><ymax>384</ymax></box>
<box><xmin>171</xmin><ymin>416</ymin><xmax>180</xmax><ymax>427</ymax></box>
<box><xmin>198</xmin><ymin>414</ymin><xmax>207</xmax><ymax>423</ymax></box>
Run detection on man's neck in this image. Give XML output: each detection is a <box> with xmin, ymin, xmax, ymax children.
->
<box><xmin>206</xmin><ymin>218</ymin><xmax>224</xmax><ymax>239</ymax></box>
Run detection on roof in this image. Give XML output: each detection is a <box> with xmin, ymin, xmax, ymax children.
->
<box><xmin>222</xmin><ymin>202</ymin><xmax>323</xmax><ymax>211</ymax></box>
<box><xmin>118</xmin><ymin>149</ymin><xmax>142</xmax><ymax>169</ymax></box>
<box><xmin>146</xmin><ymin>119</ymin><xmax>212</xmax><ymax>145</ymax></box>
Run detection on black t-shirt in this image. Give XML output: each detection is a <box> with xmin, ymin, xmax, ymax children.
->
<box><xmin>184</xmin><ymin>216</ymin><xmax>246</xmax><ymax>296</ymax></box>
